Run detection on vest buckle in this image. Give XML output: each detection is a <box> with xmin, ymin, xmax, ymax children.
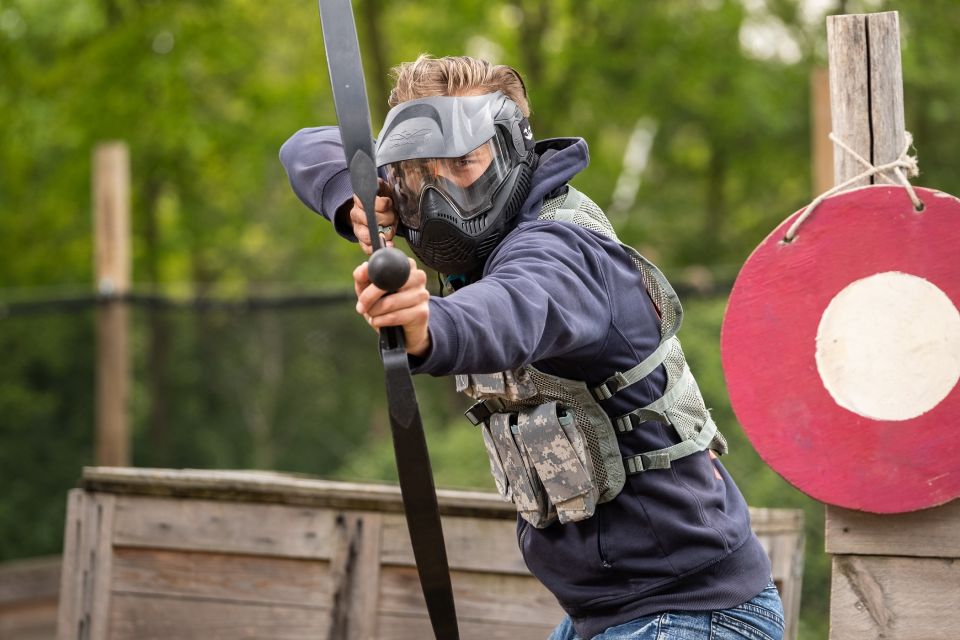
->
<box><xmin>464</xmin><ymin>398</ymin><xmax>505</xmax><ymax>426</ymax></box>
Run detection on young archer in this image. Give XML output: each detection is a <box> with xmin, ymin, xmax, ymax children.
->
<box><xmin>281</xmin><ymin>54</ymin><xmax>784</xmax><ymax>640</ymax></box>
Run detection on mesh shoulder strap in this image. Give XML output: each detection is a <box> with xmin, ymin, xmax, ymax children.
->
<box><xmin>538</xmin><ymin>186</ymin><xmax>620</xmax><ymax>242</ymax></box>
<box><xmin>553</xmin><ymin>186</ymin><xmax>582</xmax><ymax>222</ymax></box>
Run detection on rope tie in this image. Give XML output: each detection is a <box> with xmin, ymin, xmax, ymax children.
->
<box><xmin>783</xmin><ymin>131</ymin><xmax>923</xmax><ymax>243</ymax></box>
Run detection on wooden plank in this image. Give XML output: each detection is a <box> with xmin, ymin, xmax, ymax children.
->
<box><xmin>0</xmin><ymin>555</ymin><xmax>61</xmax><ymax>605</ymax></box>
<box><xmin>84</xmin><ymin>467</ymin><xmax>805</xmax><ymax>528</ymax></box>
<box><xmin>344</xmin><ymin>513</ymin><xmax>382</xmax><ymax>640</ymax></box>
<box><xmin>374</xmin><ymin>613</ymin><xmax>556</xmax><ymax>640</ymax></box>
<box><xmin>756</xmin><ymin>533</ymin><xmax>796</xmax><ymax>581</ymax></box>
<box><xmin>92</xmin><ymin>143</ymin><xmax>131</xmax><ymax>467</ymax></box>
<box><xmin>56</xmin><ymin>490</ymin><xmax>85</xmax><ymax>640</ymax></box>
<box><xmin>827</xmin><ymin>12</ymin><xmax>906</xmax><ymax>188</ymax></box>
<box><xmin>112</xmin><ymin>495</ymin><xmax>336</xmax><ymax>559</ymax></box>
<box><xmin>81</xmin><ymin>468</ymin><xmax>517</xmax><ymax>519</ymax></box>
<box><xmin>827</xmin><ymin>14</ymin><xmax>871</xmax><ymax>188</ymax></box>
<box><xmin>386</xmin><ymin>510</ymin><xmax>803</xmax><ymax>577</ymax></box>
<box><xmin>749</xmin><ymin>506</ymin><xmax>805</xmax><ymax>535</ymax></box>
<box><xmin>107</xmin><ymin>593</ymin><xmax>329</xmax><ymax>640</ymax></box>
<box><xmin>825</xmin><ymin>500</ymin><xmax>960</xmax><ymax>557</ymax></box>
<box><xmin>0</xmin><ymin>556</ymin><xmax>60</xmax><ymax>640</ymax></box>
<box><xmin>110</xmin><ymin>547</ymin><xmax>331</xmax><ymax>606</ymax></box>
<box><xmin>0</xmin><ymin>599</ymin><xmax>59</xmax><ymax>640</ymax></box>
<box><xmin>57</xmin><ymin>492</ymin><xmax>116</xmax><ymax>640</ymax></box>
<box><xmin>56</xmin><ymin>492</ymin><xmax>115</xmax><ymax>640</ymax></box>
<box><xmin>325</xmin><ymin>512</ymin><xmax>383</xmax><ymax>640</ymax></box>
<box><xmin>87</xmin><ymin>493</ymin><xmax>116</xmax><ymax>640</ymax></box>
<box><xmin>755</xmin><ymin>529</ymin><xmax>804</xmax><ymax>640</ymax></box>
<box><xmin>326</xmin><ymin>514</ymin><xmax>358</xmax><ymax>637</ymax></box>
<box><xmin>380</xmin><ymin>514</ymin><xmax>529</xmax><ymax>575</ymax></box>
<box><xmin>829</xmin><ymin>555</ymin><xmax>960</xmax><ymax>640</ymax></box>
<box><xmin>378</xmin><ymin>566</ymin><xmax>561</xmax><ymax>630</ymax></box>
<box><xmin>867</xmin><ymin>12</ymin><xmax>906</xmax><ymax>168</ymax></box>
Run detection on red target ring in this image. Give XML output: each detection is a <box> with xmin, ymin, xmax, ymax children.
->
<box><xmin>721</xmin><ymin>185</ymin><xmax>960</xmax><ymax>513</ymax></box>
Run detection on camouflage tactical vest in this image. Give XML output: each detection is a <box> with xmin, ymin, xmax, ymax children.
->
<box><xmin>457</xmin><ymin>186</ymin><xmax>728</xmax><ymax>528</ymax></box>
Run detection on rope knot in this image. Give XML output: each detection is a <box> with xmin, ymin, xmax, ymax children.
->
<box><xmin>783</xmin><ymin>131</ymin><xmax>923</xmax><ymax>243</ymax></box>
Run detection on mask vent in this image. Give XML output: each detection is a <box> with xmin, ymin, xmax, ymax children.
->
<box><xmin>404</xmin><ymin>228</ymin><xmax>422</xmax><ymax>246</ymax></box>
<box><xmin>503</xmin><ymin>162</ymin><xmax>533</xmax><ymax>224</ymax></box>
<box><xmin>461</xmin><ymin>213</ymin><xmax>487</xmax><ymax>235</ymax></box>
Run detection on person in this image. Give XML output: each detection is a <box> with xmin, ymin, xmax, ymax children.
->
<box><xmin>280</xmin><ymin>54</ymin><xmax>784</xmax><ymax>640</ymax></box>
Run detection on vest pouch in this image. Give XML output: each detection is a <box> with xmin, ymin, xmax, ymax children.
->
<box><xmin>516</xmin><ymin>402</ymin><xmax>598</xmax><ymax>525</ymax></box>
<box><xmin>478</xmin><ymin>417</ymin><xmax>512</xmax><ymax>501</ymax></box>
<box><xmin>485</xmin><ymin>412</ymin><xmax>555</xmax><ymax>528</ymax></box>
<box><xmin>483</xmin><ymin>402</ymin><xmax>599</xmax><ymax>528</ymax></box>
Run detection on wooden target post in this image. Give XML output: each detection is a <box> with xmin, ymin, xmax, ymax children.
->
<box><xmin>823</xmin><ymin>13</ymin><xmax>960</xmax><ymax>639</ymax></box>
<box><xmin>722</xmin><ymin>11</ymin><xmax>960</xmax><ymax>640</ymax></box>
<box><xmin>93</xmin><ymin>142</ymin><xmax>131</xmax><ymax>467</ymax></box>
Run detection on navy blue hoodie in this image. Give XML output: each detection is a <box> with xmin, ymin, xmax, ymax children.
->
<box><xmin>280</xmin><ymin>127</ymin><xmax>771</xmax><ymax>639</ymax></box>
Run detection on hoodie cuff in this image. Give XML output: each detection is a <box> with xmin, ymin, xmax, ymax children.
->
<box><xmin>323</xmin><ymin>168</ymin><xmax>358</xmax><ymax>241</ymax></box>
<box><xmin>410</xmin><ymin>300</ymin><xmax>459</xmax><ymax>376</ymax></box>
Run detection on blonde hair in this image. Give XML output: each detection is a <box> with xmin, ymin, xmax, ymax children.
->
<box><xmin>388</xmin><ymin>54</ymin><xmax>531</xmax><ymax>117</ymax></box>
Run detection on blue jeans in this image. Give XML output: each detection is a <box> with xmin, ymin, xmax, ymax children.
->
<box><xmin>548</xmin><ymin>580</ymin><xmax>784</xmax><ymax>640</ymax></box>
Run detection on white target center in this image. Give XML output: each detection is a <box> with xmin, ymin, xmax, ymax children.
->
<box><xmin>815</xmin><ymin>271</ymin><xmax>960</xmax><ymax>421</ymax></box>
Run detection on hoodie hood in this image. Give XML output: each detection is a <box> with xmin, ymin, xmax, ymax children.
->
<box><xmin>516</xmin><ymin>137</ymin><xmax>590</xmax><ymax>224</ymax></box>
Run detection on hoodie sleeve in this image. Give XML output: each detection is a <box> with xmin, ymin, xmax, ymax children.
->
<box><xmin>412</xmin><ymin>222</ymin><xmax>616</xmax><ymax>376</ymax></box>
<box><xmin>279</xmin><ymin>126</ymin><xmax>357</xmax><ymax>241</ymax></box>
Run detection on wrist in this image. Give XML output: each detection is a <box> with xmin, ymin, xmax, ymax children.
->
<box><xmin>407</xmin><ymin>333</ymin><xmax>431</xmax><ymax>358</ymax></box>
<box><xmin>333</xmin><ymin>200</ymin><xmax>354</xmax><ymax>238</ymax></box>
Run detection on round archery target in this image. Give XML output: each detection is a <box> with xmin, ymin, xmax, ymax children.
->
<box><xmin>721</xmin><ymin>185</ymin><xmax>960</xmax><ymax>513</ymax></box>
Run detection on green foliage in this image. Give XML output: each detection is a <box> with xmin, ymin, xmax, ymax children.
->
<box><xmin>0</xmin><ymin>313</ymin><xmax>94</xmax><ymax>561</ymax></box>
<box><xmin>4</xmin><ymin>2</ymin><xmax>960</xmax><ymax>639</ymax></box>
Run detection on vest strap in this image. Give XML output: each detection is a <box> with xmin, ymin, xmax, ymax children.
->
<box><xmin>592</xmin><ymin>337</ymin><xmax>675</xmax><ymax>401</ymax></box>
<box><xmin>614</xmin><ymin>362</ymin><xmax>694</xmax><ymax>432</ymax></box>
<box><xmin>623</xmin><ymin>414</ymin><xmax>718</xmax><ymax>474</ymax></box>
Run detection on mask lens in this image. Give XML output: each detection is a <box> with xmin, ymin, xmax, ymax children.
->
<box><xmin>384</xmin><ymin>160</ymin><xmax>427</xmax><ymax>229</ymax></box>
<box><xmin>383</xmin><ymin>133</ymin><xmax>514</xmax><ymax>226</ymax></box>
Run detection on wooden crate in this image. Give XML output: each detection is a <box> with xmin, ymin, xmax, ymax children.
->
<box><xmin>826</xmin><ymin>501</ymin><xmax>960</xmax><ymax>640</ymax></box>
<box><xmin>54</xmin><ymin>467</ymin><xmax>804</xmax><ymax>640</ymax></box>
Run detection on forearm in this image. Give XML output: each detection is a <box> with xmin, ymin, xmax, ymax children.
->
<box><xmin>279</xmin><ymin>126</ymin><xmax>356</xmax><ymax>240</ymax></box>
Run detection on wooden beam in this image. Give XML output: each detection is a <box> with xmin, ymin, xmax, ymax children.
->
<box><xmin>56</xmin><ymin>491</ymin><xmax>116</xmax><ymax>640</ymax></box>
<box><xmin>93</xmin><ymin>142</ymin><xmax>131</xmax><ymax>467</ymax></box>
<box><xmin>826</xmin><ymin>499</ymin><xmax>960</xmax><ymax>558</ymax></box>
<box><xmin>866</xmin><ymin>13</ymin><xmax>906</xmax><ymax>169</ymax></box>
<box><xmin>830</xmin><ymin>555</ymin><xmax>960</xmax><ymax>640</ymax></box>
